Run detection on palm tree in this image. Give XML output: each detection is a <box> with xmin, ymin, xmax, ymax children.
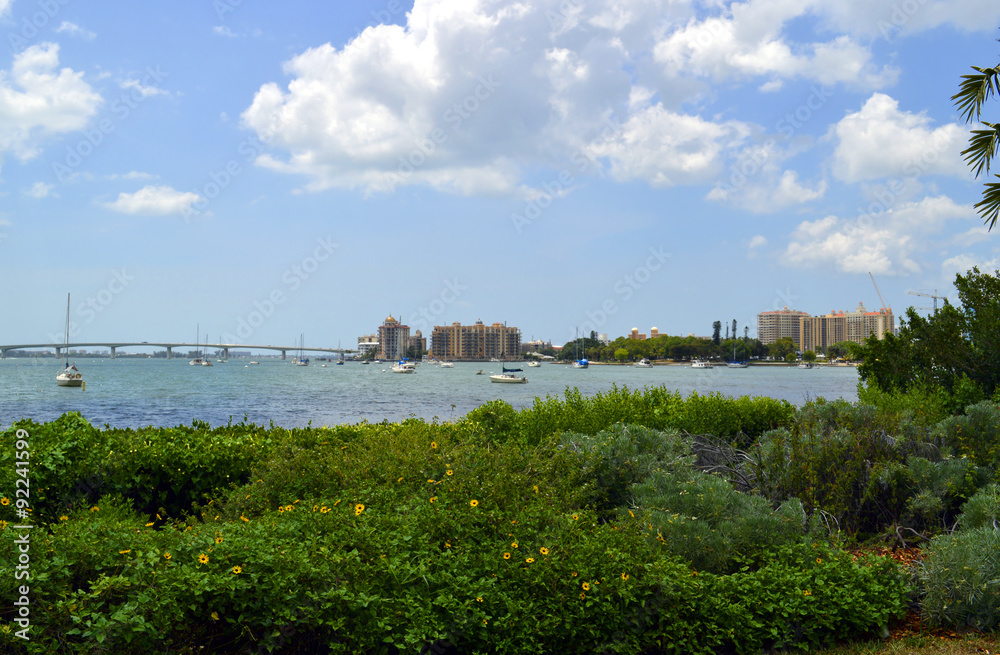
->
<box><xmin>953</xmin><ymin>42</ymin><xmax>1000</xmax><ymax>229</ymax></box>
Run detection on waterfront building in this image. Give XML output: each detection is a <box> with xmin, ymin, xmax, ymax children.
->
<box><xmin>409</xmin><ymin>330</ymin><xmax>427</xmax><ymax>355</ymax></box>
<box><xmin>758</xmin><ymin>303</ymin><xmax>895</xmax><ymax>351</ymax></box>
<box><xmin>628</xmin><ymin>328</ymin><xmax>646</xmax><ymax>340</ymax></box>
<box><xmin>757</xmin><ymin>307</ymin><xmax>811</xmax><ymax>349</ymax></box>
<box><xmin>377</xmin><ymin>316</ymin><xmax>410</xmax><ymax>360</ymax></box>
<box><xmin>429</xmin><ymin>320</ymin><xmax>521</xmax><ymax>361</ymax></box>
<box><xmin>357</xmin><ymin>334</ymin><xmax>379</xmax><ymax>358</ymax></box>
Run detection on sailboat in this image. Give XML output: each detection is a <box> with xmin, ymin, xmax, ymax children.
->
<box><xmin>573</xmin><ymin>331</ymin><xmax>589</xmax><ymax>368</ymax></box>
<box><xmin>294</xmin><ymin>334</ymin><xmax>309</xmax><ymax>366</ymax></box>
<box><xmin>489</xmin><ymin>324</ymin><xmax>527</xmax><ymax>383</ymax></box>
<box><xmin>56</xmin><ymin>294</ymin><xmax>83</xmax><ymax>387</ymax></box>
<box><xmin>336</xmin><ymin>340</ymin><xmax>344</xmax><ymax>365</ymax></box>
<box><xmin>201</xmin><ymin>335</ymin><xmax>213</xmax><ymax>366</ymax></box>
<box><xmin>726</xmin><ymin>340</ymin><xmax>748</xmax><ymax>368</ymax></box>
<box><xmin>190</xmin><ymin>324</ymin><xmax>204</xmax><ymax>365</ymax></box>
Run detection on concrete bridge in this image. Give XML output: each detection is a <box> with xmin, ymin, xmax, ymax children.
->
<box><xmin>0</xmin><ymin>342</ymin><xmax>355</xmax><ymax>360</ymax></box>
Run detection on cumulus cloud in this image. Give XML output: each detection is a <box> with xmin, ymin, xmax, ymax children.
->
<box><xmin>102</xmin><ymin>185</ymin><xmax>203</xmax><ymax>216</ymax></box>
<box><xmin>653</xmin><ymin>0</ymin><xmax>896</xmax><ymax>89</ymax></box>
<box><xmin>0</xmin><ymin>43</ymin><xmax>102</xmax><ymax>161</ymax></box>
<box><xmin>783</xmin><ymin>195</ymin><xmax>974</xmax><ymax>275</ymax></box>
<box><xmin>831</xmin><ymin>93</ymin><xmax>966</xmax><ymax>183</ymax></box>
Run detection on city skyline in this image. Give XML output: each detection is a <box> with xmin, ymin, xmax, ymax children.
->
<box><xmin>0</xmin><ymin>1</ymin><xmax>998</xmax><ymax>349</ymax></box>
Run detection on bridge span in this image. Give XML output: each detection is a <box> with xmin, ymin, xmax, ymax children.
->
<box><xmin>0</xmin><ymin>342</ymin><xmax>356</xmax><ymax>360</ymax></box>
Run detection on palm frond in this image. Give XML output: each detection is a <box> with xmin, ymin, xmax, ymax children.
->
<box><xmin>953</xmin><ymin>66</ymin><xmax>1000</xmax><ymax>123</ymax></box>
<box><xmin>961</xmin><ymin>122</ymin><xmax>1000</xmax><ymax>177</ymax></box>
<box><xmin>974</xmin><ymin>175</ymin><xmax>1000</xmax><ymax>231</ymax></box>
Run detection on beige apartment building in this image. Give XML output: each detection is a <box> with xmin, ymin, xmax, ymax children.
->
<box><xmin>377</xmin><ymin>315</ymin><xmax>410</xmax><ymax>360</ymax></box>
<box><xmin>430</xmin><ymin>320</ymin><xmax>521</xmax><ymax>361</ymax></box>
<box><xmin>759</xmin><ymin>303</ymin><xmax>894</xmax><ymax>351</ymax></box>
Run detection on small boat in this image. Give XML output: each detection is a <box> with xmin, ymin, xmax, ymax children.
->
<box><xmin>527</xmin><ymin>361</ymin><xmax>541</xmax><ymax>367</ymax></box>
<box><xmin>634</xmin><ymin>358</ymin><xmax>653</xmax><ymax>368</ymax></box>
<box><xmin>476</xmin><ymin>370</ymin><xmax>483</xmax><ymax>375</ymax></box>
<box><xmin>190</xmin><ymin>324</ymin><xmax>205</xmax><ymax>365</ymax></box>
<box><xmin>201</xmin><ymin>336</ymin><xmax>214</xmax><ymax>366</ymax></box>
<box><xmin>249</xmin><ymin>360</ymin><xmax>259</xmax><ymax>365</ymax></box>
<box><xmin>573</xmin><ymin>331</ymin><xmax>589</xmax><ymax>368</ymax></box>
<box><xmin>391</xmin><ymin>359</ymin><xmax>416</xmax><ymax>373</ymax></box>
<box><xmin>440</xmin><ymin>362</ymin><xmax>455</xmax><ymax>368</ymax></box>
<box><xmin>798</xmin><ymin>362</ymin><xmax>814</xmax><ymax>369</ymax></box>
<box><xmin>294</xmin><ymin>334</ymin><xmax>309</xmax><ymax>366</ymax></box>
<box><xmin>691</xmin><ymin>359</ymin><xmax>713</xmax><ymax>369</ymax></box>
<box><xmin>726</xmin><ymin>362</ymin><xmax>749</xmax><ymax>368</ymax></box>
<box><xmin>56</xmin><ymin>293</ymin><xmax>84</xmax><ymax>387</ymax></box>
<box><xmin>361</xmin><ymin>360</ymin><xmax>370</xmax><ymax>365</ymax></box>
<box><xmin>336</xmin><ymin>341</ymin><xmax>345</xmax><ymax>364</ymax></box>
<box><xmin>490</xmin><ymin>364</ymin><xmax>527</xmax><ymax>384</ymax></box>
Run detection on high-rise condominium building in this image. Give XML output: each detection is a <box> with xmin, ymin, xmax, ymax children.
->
<box><xmin>430</xmin><ymin>320</ymin><xmax>521</xmax><ymax>361</ymax></box>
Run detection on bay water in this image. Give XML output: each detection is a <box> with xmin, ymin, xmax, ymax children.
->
<box><xmin>0</xmin><ymin>358</ymin><xmax>859</xmax><ymax>429</ymax></box>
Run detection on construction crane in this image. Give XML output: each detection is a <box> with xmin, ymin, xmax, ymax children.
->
<box><xmin>907</xmin><ymin>290</ymin><xmax>948</xmax><ymax>313</ymax></box>
<box><xmin>868</xmin><ymin>272</ymin><xmax>890</xmax><ymax>314</ymax></box>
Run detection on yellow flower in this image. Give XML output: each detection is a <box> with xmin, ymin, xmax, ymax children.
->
<box><xmin>429</xmin><ymin>497</ymin><xmax>437</xmax><ymax>503</ymax></box>
<box><xmin>470</xmin><ymin>499</ymin><xmax>479</xmax><ymax>507</ymax></box>
<box><xmin>232</xmin><ymin>566</ymin><xmax>242</xmax><ymax>574</ymax></box>
<box><xmin>90</xmin><ymin>506</ymin><xmax>100</xmax><ymax>512</ymax></box>
<box><xmin>445</xmin><ymin>542</ymin><xmax>452</xmax><ymax>548</ymax></box>
<box><xmin>572</xmin><ymin>514</ymin><xmax>579</xmax><ymax>521</ymax></box>
<box><xmin>571</xmin><ymin>572</ymin><xmax>578</xmax><ymax>577</ymax></box>
<box><xmin>503</xmin><ymin>552</ymin><xmax>511</xmax><ymax>560</ymax></box>
<box><xmin>240</xmin><ymin>515</ymin><xmax>249</xmax><ymax>522</ymax></box>
<box><xmin>164</xmin><ymin>552</ymin><xmax>172</xmax><ymax>560</ymax></box>
<box><xmin>628</xmin><ymin>510</ymin><xmax>635</xmax><ymax>518</ymax></box>
<box><xmin>540</xmin><ymin>547</ymin><xmax>549</xmax><ymax>555</ymax></box>
<box><xmin>211</xmin><ymin>611</ymin><xmax>219</xmax><ymax>621</ymax></box>
<box><xmin>320</xmin><ymin>506</ymin><xmax>330</xmax><ymax>513</ymax></box>
<box><xmin>428</xmin><ymin>479</ymin><xmax>435</xmax><ymax>483</ymax></box>
<box><xmin>816</xmin><ymin>558</ymin><xmax>822</xmax><ymax>565</ymax></box>
<box><xmin>278</xmin><ymin>506</ymin><xmax>284</xmax><ymax>513</ymax></box>
<box><xmin>397</xmin><ymin>477</ymin><xmax>403</xmax><ymax>482</ymax></box>
<box><xmin>580</xmin><ymin>592</ymin><xmax>586</xmax><ymax>600</ymax></box>
<box><xmin>431</xmin><ymin>441</ymin><xmax>438</xmax><ymax>449</ymax></box>
<box><xmin>313</xmin><ymin>505</ymin><xmax>319</xmax><ymax>512</ymax></box>
<box><xmin>582</xmin><ymin>582</ymin><xmax>590</xmax><ymax>591</ymax></box>
<box><xmin>532</xmin><ymin>485</ymin><xmax>539</xmax><ymax>493</ymax></box>
<box><xmin>145</xmin><ymin>522</ymin><xmax>155</xmax><ymax>527</ymax></box>
<box><xmin>59</xmin><ymin>515</ymin><xmax>69</xmax><ymax>521</ymax></box>
<box><xmin>476</xmin><ymin>596</ymin><xmax>483</xmax><ymax>603</ymax></box>
<box><xmin>525</xmin><ymin>557</ymin><xmax>535</xmax><ymax>564</ymax></box>
<box><xmin>511</xmin><ymin>542</ymin><xmax>518</xmax><ymax>549</ymax></box>
<box><xmin>483</xmin><ymin>619</ymin><xmax>488</xmax><ymax>626</ymax></box>
<box><xmin>447</xmin><ymin>470</ymin><xmax>453</xmax><ymax>476</ymax></box>
<box><xmin>199</xmin><ymin>554</ymin><xmax>209</xmax><ymax>564</ymax></box>
<box><xmin>803</xmin><ymin>590</ymin><xmax>812</xmax><ymax>596</ymax></box>
<box><xmin>284</xmin><ymin>505</ymin><xmax>294</xmax><ymax>512</ymax></box>
<box><xmin>0</xmin><ymin>497</ymin><xmax>9</xmax><ymax>505</ymax></box>
<box><xmin>119</xmin><ymin>549</ymin><xmax>131</xmax><ymax>554</ymax></box>
<box><xmin>334</xmin><ymin>500</ymin><xmax>341</xmax><ymax>506</ymax></box>
<box><xmin>355</xmin><ymin>503</ymin><xmax>365</xmax><ymax>515</ymax></box>
<box><xmin>621</xmin><ymin>573</ymin><xmax>629</xmax><ymax>581</ymax></box>
<box><xmin>215</xmin><ymin>536</ymin><xmax>224</xmax><ymax>544</ymax></box>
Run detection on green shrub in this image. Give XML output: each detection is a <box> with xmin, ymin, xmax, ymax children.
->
<box><xmin>634</xmin><ymin>467</ymin><xmax>808</xmax><ymax>573</ymax></box>
<box><xmin>959</xmin><ymin>483</ymin><xmax>1000</xmax><ymax>530</ymax></box>
<box><xmin>932</xmin><ymin>401</ymin><xmax>1000</xmax><ymax>472</ymax></box>
<box><xmin>919</xmin><ymin>526</ymin><xmax>1000</xmax><ymax>631</ymax></box>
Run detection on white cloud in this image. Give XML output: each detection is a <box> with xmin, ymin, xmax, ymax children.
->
<box><xmin>0</xmin><ymin>0</ymin><xmax>11</xmax><ymax>17</ymax></box>
<box><xmin>240</xmin><ymin>0</ymin><xmax>729</xmax><ymax>195</ymax></box>
<box><xmin>653</xmin><ymin>1</ymin><xmax>896</xmax><ymax>89</ymax></box>
<box><xmin>102</xmin><ymin>185</ymin><xmax>203</xmax><ymax>216</ymax></box>
<box><xmin>831</xmin><ymin>93</ymin><xmax>966</xmax><ymax>183</ymax></box>
<box><xmin>0</xmin><ymin>43</ymin><xmax>102</xmax><ymax>161</ymax></box>
<box><xmin>942</xmin><ymin>254</ymin><xmax>1000</xmax><ymax>280</ymax></box>
<box><xmin>748</xmin><ymin>234</ymin><xmax>767</xmax><ymax>258</ymax></box>
<box><xmin>121</xmin><ymin>78</ymin><xmax>169</xmax><ymax>98</ymax></box>
<box><xmin>586</xmin><ymin>104</ymin><xmax>751</xmax><ymax>187</ymax></box>
<box><xmin>783</xmin><ymin>195</ymin><xmax>974</xmax><ymax>275</ymax></box>
<box><xmin>213</xmin><ymin>25</ymin><xmax>237</xmax><ymax>38</ymax></box>
<box><xmin>105</xmin><ymin>171</ymin><xmax>157</xmax><ymax>181</ymax></box>
<box><xmin>56</xmin><ymin>21</ymin><xmax>97</xmax><ymax>40</ymax></box>
<box><xmin>23</xmin><ymin>182</ymin><xmax>53</xmax><ymax>198</ymax></box>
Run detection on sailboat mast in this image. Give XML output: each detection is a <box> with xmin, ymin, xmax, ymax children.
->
<box><xmin>64</xmin><ymin>293</ymin><xmax>71</xmax><ymax>366</ymax></box>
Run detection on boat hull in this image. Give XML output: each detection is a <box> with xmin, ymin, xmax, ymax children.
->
<box><xmin>489</xmin><ymin>374</ymin><xmax>527</xmax><ymax>383</ymax></box>
<box><xmin>56</xmin><ymin>376</ymin><xmax>83</xmax><ymax>387</ymax></box>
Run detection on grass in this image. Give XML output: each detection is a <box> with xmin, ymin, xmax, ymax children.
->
<box><xmin>815</xmin><ymin>625</ymin><xmax>997</xmax><ymax>654</ymax></box>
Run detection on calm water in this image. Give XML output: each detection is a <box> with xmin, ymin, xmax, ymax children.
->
<box><xmin>0</xmin><ymin>358</ymin><xmax>859</xmax><ymax>429</ymax></box>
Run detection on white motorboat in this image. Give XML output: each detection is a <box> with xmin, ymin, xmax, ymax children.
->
<box><xmin>249</xmin><ymin>360</ymin><xmax>259</xmax><ymax>365</ymax></box>
<box><xmin>726</xmin><ymin>362</ymin><xmax>749</xmax><ymax>368</ymax></box>
<box><xmin>634</xmin><ymin>358</ymin><xmax>653</xmax><ymax>368</ymax></box>
<box><xmin>391</xmin><ymin>360</ymin><xmax>416</xmax><ymax>373</ymax></box>
<box><xmin>798</xmin><ymin>362</ymin><xmax>815</xmax><ymax>369</ymax></box>
<box><xmin>527</xmin><ymin>361</ymin><xmax>541</xmax><ymax>367</ymax></box>
<box><xmin>56</xmin><ymin>293</ymin><xmax>84</xmax><ymax>387</ymax></box>
<box><xmin>691</xmin><ymin>359</ymin><xmax>713</xmax><ymax>369</ymax></box>
<box><xmin>440</xmin><ymin>362</ymin><xmax>455</xmax><ymax>368</ymax></box>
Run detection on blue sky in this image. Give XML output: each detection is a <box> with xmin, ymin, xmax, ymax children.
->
<box><xmin>1</xmin><ymin>0</ymin><xmax>999</xmax><ymax>352</ymax></box>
